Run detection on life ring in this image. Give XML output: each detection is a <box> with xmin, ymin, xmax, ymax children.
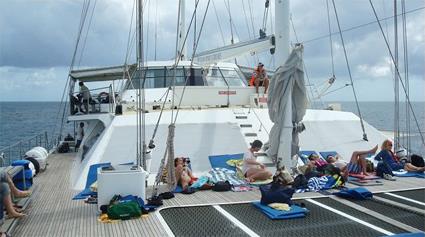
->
<box><xmin>98</xmin><ymin>92</ymin><xmax>109</xmax><ymax>103</ymax></box>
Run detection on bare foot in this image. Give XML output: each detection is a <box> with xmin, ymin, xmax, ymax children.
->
<box><xmin>245</xmin><ymin>177</ymin><xmax>255</xmax><ymax>183</ymax></box>
<box><xmin>7</xmin><ymin>212</ymin><xmax>26</xmax><ymax>219</ymax></box>
<box><xmin>14</xmin><ymin>190</ymin><xmax>31</xmax><ymax>198</ymax></box>
<box><xmin>370</xmin><ymin>145</ymin><xmax>378</xmax><ymax>154</ymax></box>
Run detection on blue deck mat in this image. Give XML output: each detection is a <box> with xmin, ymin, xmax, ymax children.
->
<box><xmin>73</xmin><ymin>162</ymin><xmax>111</xmax><ymax>200</ymax></box>
<box><xmin>208</xmin><ymin>153</ymin><xmax>244</xmax><ymax>171</ymax></box>
<box><xmin>252</xmin><ymin>201</ymin><xmax>308</xmax><ymax>220</ymax></box>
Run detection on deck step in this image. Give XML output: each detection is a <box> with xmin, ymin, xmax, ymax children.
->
<box><xmin>235</xmin><ymin>116</ymin><xmax>248</xmax><ymax>119</ymax></box>
<box><xmin>244</xmin><ymin>133</ymin><xmax>257</xmax><ymax>137</ymax></box>
<box><xmin>240</xmin><ymin>124</ymin><xmax>252</xmax><ymax>128</ymax></box>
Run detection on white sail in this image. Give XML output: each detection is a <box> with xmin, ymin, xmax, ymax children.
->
<box><xmin>267</xmin><ymin>44</ymin><xmax>307</xmax><ymax>171</ymax></box>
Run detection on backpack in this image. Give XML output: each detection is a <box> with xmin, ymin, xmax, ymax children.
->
<box><xmin>107</xmin><ymin>200</ymin><xmax>142</xmax><ymax>220</ymax></box>
<box><xmin>411</xmin><ymin>154</ymin><xmax>425</xmax><ymax>167</ymax></box>
<box><xmin>212</xmin><ymin>181</ymin><xmax>231</xmax><ymax>192</ymax></box>
<box><xmin>260</xmin><ymin>183</ymin><xmax>294</xmax><ymax>205</ymax></box>
<box><xmin>292</xmin><ymin>174</ymin><xmax>308</xmax><ymax>189</ymax></box>
<box><xmin>334</xmin><ymin>187</ymin><xmax>373</xmax><ymax>200</ymax></box>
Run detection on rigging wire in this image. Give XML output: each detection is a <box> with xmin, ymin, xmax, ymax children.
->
<box><xmin>154</xmin><ymin>0</ymin><xmax>158</xmax><ymax>60</ymax></box>
<box><xmin>401</xmin><ymin>0</ymin><xmax>411</xmax><ymax>154</ymax></box>
<box><xmin>331</xmin><ymin>0</ymin><xmax>368</xmax><ymax>141</ymax></box>
<box><xmin>224</xmin><ymin>0</ymin><xmax>234</xmax><ymax>44</ymax></box>
<box><xmin>52</xmin><ymin>0</ymin><xmax>91</xmax><ymax>143</ymax></box>
<box><xmin>303</xmin><ymin>6</ymin><xmax>425</xmax><ymax>45</ymax></box>
<box><xmin>144</xmin><ymin>0</ymin><xmax>150</xmax><ymax>62</ymax></box>
<box><xmin>289</xmin><ymin>14</ymin><xmax>323</xmax><ymax>109</ymax></box>
<box><xmin>368</xmin><ymin>0</ymin><xmax>425</xmax><ymax>147</ymax></box>
<box><xmin>261</xmin><ymin>0</ymin><xmax>270</xmax><ymax>35</ymax></box>
<box><xmin>393</xmin><ymin>0</ymin><xmax>400</xmax><ymax>151</ymax></box>
<box><xmin>77</xmin><ymin>0</ymin><xmax>97</xmax><ymax>68</ymax></box>
<box><xmin>211</xmin><ymin>0</ymin><xmax>226</xmax><ymax>45</ymax></box>
<box><xmin>325</xmin><ymin>0</ymin><xmax>335</xmax><ymax>77</ymax></box>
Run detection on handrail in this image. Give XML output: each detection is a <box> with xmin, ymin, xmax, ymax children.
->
<box><xmin>0</xmin><ymin>131</ymin><xmax>53</xmax><ymax>167</ymax></box>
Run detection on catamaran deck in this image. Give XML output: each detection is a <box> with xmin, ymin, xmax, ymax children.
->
<box><xmin>11</xmin><ymin>153</ymin><xmax>425</xmax><ymax>237</ymax></box>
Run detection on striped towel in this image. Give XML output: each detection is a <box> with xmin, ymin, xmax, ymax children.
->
<box><xmin>307</xmin><ymin>176</ymin><xmax>329</xmax><ymax>191</ymax></box>
<box><xmin>209</xmin><ymin>168</ymin><xmax>247</xmax><ymax>186</ymax></box>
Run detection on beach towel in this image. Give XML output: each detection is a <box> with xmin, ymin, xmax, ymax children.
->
<box><xmin>209</xmin><ymin>168</ymin><xmax>246</xmax><ymax>186</ymax></box>
<box><xmin>73</xmin><ymin>162</ymin><xmax>111</xmax><ymax>200</ymax></box>
<box><xmin>252</xmin><ymin>201</ymin><xmax>308</xmax><ymax>220</ymax></box>
<box><xmin>208</xmin><ymin>153</ymin><xmax>244</xmax><ymax>171</ymax></box>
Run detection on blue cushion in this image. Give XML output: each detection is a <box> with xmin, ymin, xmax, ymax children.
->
<box><xmin>298</xmin><ymin>151</ymin><xmax>320</xmax><ymax>164</ymax></box>
<box><xmin>12</xmin><ymin>159</ymin><xmax>30</xmax><ymax>169</ymax></box>
<box><xmin>334</xmin><ymin>187</ymin><xmax>373</xmax><ymax>200</ymax></box>
<box><xmin>252</xmin><ymin>201</ymin><xmax>308</xmax><ymax>220</ymax></box>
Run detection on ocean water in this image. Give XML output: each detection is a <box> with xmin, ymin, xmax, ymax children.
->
<box><xmin>0</xmin><ymin>101</ymin><xmax>424</xmax><ymax>156</ymax></box>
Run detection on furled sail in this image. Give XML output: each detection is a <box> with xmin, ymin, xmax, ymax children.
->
<box><xmin>267</xmin><ymin>44</ymin><xmax>307</xmax><ymax>171</ymax></box>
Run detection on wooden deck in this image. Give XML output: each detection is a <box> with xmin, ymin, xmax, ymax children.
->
<box><xmin>12</xmin><ymin>153</ymin><xmax>425</xmax><ymax>237</ymax></box>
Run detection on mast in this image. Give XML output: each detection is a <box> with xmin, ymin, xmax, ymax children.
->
<box><xmin>177</xmin><ymin>0</ymin><xmax>186</xmax><ymax>60</ymax></box>
<box><xmin>274</xmin><ymin>0</ymin><xmax>290</xmax><ymax>66</ymax></box>
<box><xmin>136</xmin><ymin>0</ymin><xmax>146</xmax><ymax>168</ymax></box>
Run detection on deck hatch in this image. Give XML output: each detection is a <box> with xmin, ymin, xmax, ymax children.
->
<box><xmin>159</xmin><ymin>205</ymin><xmax>248</xmax><ymax>237</ymax></box>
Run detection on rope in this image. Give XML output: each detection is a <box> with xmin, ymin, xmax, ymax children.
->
<box><xmin>331</xmin><ymin>0</ymin><xmax>368</xmax><ymax>141</ymax></box>
<box><xmin>369</xmin><ymin>0</ymin><xmax>425</xmax><ymax>148</ymax></box>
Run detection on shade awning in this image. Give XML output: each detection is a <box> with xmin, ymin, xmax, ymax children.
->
<box><xmin>69</xmin><ymin>64</ymin><xmax>137</xmax><ymax>82</ymax></box>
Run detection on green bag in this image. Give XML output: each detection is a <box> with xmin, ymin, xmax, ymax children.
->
<box><xmin>107</xmin><ymin>200</ymin><xmax>142</xmax><ymax>220</ymax></box>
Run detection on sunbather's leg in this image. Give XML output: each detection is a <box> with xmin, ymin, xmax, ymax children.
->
<box><xmin>5</xmin><ymin>175</ymin><xmax>30</xmax><ymax>198</ymax></box>
<box><xmin>350</xmin><ymin>145</ymin><xmax>378</xmax><ymax>163</ymax></box>
<box><xmin>1</xmin><ymin>183</ymin><xmax>26</xmax><ymax>218</ymax></box>
<box><xmin>180</xmin><ymin>172</ymin><xmax>191</xmax><ymax>190</ymax></box>
<box><xmin>246</xmin><ymin>168</ymin><xmax>272</xmax><ymax>182</ymax></box>
<box><xmin>404</xmin><ymin>163</ymin><xmax>425</xmax><ymax>172</ymax></box>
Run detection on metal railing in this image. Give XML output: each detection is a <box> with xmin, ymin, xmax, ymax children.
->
<box><xmin>70</xmin><ymin>85</ymin><xmax>116</xmax><ymax>115</ymax></box>
<box><xmin>0</xmin><ymin>131</ymin><xmax>53</xmax><ymax>167</ymax></box>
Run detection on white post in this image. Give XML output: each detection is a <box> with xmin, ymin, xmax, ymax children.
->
<box><xmin>274</xmin><ymin>0</ymin><xmax>290</xmax><ymax>66</ymax></box>
<box><xmin>178</xmin><ymin>0</ymin><xmax>186</xmax><ymax>60</ymax></box>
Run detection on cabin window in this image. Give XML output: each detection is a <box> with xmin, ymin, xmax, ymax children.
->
<box><xmin>127</xmin><ymin>67</ymin><xmax>204</xmax><ymax>89</ymax></box>
<box><xmin>205</xmin><ymin>68</ymin><xmax>247</xmax><ymax>87</ymax></box>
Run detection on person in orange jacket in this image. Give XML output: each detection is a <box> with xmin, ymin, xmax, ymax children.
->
<box><xmin>250</xmin><ymin>62</ymin><xmax>269</xmax><ymax>94</ymax></box>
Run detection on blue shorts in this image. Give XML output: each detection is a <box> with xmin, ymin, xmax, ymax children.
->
<box><xmin>390</xmin><ymin>162</ymin><xmax>404</xmax><ymax>171</ymax></box>
<box><xmin>347</xmin><ymin>162</ymin><xmax>362</xmax><ymax>174</ymax></box>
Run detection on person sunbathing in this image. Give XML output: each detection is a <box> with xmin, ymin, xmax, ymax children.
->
<box><xmin>174</xmin><ymin>157</ymin><xmax>196</xmax><ymax>190</ymax></box>
<box><xmin>242</xmin><ymin>140</ymin><xmax>272</xmax><ymax>182</ymax></box>
<box><xmin>375</xmin><ymin>140</ymin><xmax>425</xmax><ymax>172</ymax></box>
<box><xmin>326</xmin><ymin>145</ymin><xmax>378</xmax><ymax>178</ymax></box>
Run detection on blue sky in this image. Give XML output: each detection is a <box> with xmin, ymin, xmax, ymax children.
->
<box><xmin>0</xmin><ymin>0</ymin><xmax>424</xmax><ymax>102</ymax></box>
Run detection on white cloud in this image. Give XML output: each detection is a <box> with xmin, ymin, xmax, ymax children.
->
<box><xmin>0</xmin><ymin>0</ymin><xmax>424</xmax><ymax>101</ymax></box>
